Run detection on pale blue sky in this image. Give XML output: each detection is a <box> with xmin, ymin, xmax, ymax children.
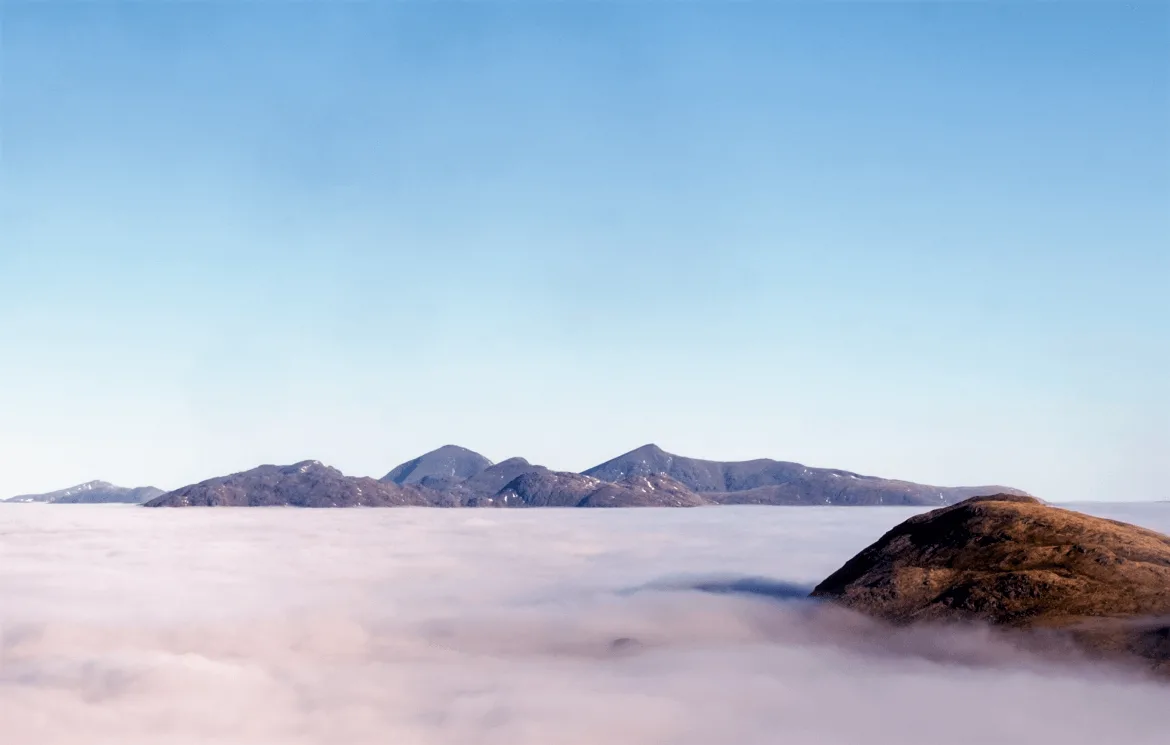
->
<box><xmin>1</xmin><ymin>2</ymin><xmax>1166</xmax><ymax>500</ymax></box>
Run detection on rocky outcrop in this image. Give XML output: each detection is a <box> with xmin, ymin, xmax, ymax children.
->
<box><xmin>811</xmin><ymin>494</ymin><xmax>1170</xmax><ymax>671</ymax></box>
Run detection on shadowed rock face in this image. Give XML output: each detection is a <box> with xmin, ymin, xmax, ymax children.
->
<box><xmin>144</xmin><ymin>461</ymin><xmax>430</xmax><ymax>508</ymax></box>
<box><xmin>811</xmin><ymin>494</ymin><xmax>1170</xmax><ymax>671</ymax></box>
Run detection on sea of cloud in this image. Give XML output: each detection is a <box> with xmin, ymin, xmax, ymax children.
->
<box><xmin>2</xmin><ymin>502</ymin><xmax>1169</xmax><ymax>744</ymax></box>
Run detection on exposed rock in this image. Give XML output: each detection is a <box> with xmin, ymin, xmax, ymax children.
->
<box><xmin>460</xmin><ymin>457</ymin><xmax>547</xmax><ymax>495</ymax></box>
<box><xmin>584</xmin><ymin>444</ymin><xmax>1027</xmax><ymax>506</ymax></box>
<box><xmin>811</xmin><ymin>494</ymin><xmax>1170</xmax><ymax>671</ymax></box>
<box><xmin>5</xmin><ymin>480</ymin><xmax>165</xmax><ymax>504</ymax></box>
<box><xmin>143</xmin><ymin>461</ymin><xmax>430</xmax><ymax>508</ymax></box>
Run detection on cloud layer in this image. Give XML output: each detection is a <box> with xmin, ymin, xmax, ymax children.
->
<box><xmin>2</xmin><ymin>503</ymin><xmax>1169</xmax><ymax>744</ymax></box>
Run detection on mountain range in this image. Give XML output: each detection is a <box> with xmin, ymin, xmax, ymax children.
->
<box><xmin>3</xmin><ymin>480</ymin><xmax>165</xmax><ymax>504</ymax></box>
<box><xmin>140</xmin><ymin>444</ymin><xmax>1028</xmax><ymax>508</ymax></box>
<box><xmin>145</xmin><ymin>461</ymin><xmax>431</xmax><ymax>508</ymax></box>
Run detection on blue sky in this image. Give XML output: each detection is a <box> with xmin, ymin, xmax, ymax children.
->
<box><xmin>1</xmin><ymin>2</ymin><xmax>1166</xmax><ymax>500</ymax></box>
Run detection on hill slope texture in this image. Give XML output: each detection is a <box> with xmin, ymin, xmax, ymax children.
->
<box><xmin>811</xmin><ymin>494</ymin><xmax>1170</xmax><ymax>670</ymax></box>
<box><xmin>6</xmin><ymin>480</ymin><xmax>165</xmax><ymax>504</ymax></box>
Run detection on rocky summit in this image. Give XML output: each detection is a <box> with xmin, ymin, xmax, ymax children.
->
<box><xmin>811</xmin><ymin>494</ymin><xmax>1170</xmax><ymax>671</ymax></box>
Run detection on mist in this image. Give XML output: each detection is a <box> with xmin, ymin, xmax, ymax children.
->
<box><xmin>3</xmin><ymin>504</ymin><xmax>1169</xmax><ymax>744</ymax></box>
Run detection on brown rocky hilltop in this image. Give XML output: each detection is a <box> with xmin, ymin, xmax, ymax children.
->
<box><xmin>811</xmin><ymin>494</ymin><xmax>1170</xmax><ymax>671</ymax></box>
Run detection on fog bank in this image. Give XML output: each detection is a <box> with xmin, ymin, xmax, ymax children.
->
<box><xmin>2</xmin><ymin>504</ymin><xmax>1169</xmax><ymax>744</ymax></box>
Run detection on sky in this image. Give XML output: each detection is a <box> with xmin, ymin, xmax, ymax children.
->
<box><xmin>0</xmin><ymin>1</ymin><xmax>1167</xmax><ymax>500</ymax></box>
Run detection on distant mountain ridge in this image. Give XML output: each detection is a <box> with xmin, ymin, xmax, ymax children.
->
<box><xmin>4</xmin><ymin>480</ymin><xmax>165</xmax><ymax>504</ymax></box>
<box><xmin>584</xmin><ymin>444</ymin><xmax>1026</xmax><ymax>506</ymax></box>
<box><xmin>142</xmin><ymin>444</ymin><xmax>1028</xmax><ymax>508</ymax></box>
<box><xmin>144</xmin><ymin>461</ymin><xmax>429</xmax><ymax>508</ymax></box>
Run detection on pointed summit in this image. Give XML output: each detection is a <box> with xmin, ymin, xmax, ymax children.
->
<box><xmin>582</xmin><ymin>444</ymin><xmax>680</xmax><ymax>482</ymax></box>
<box><xmin>583</xmin><ymin>445</ymin><xmax>718</xmax><ymax>488</ymax></box>
<box><xmin>381</xmin><ymin>445</ymin><xmax>493</xmax><ymax>485</ymax></box>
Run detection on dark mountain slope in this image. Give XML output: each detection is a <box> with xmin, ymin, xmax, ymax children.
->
<box><xmin>482</xmin><ymin>471</ymin><xmax>706</xmax><ymax>508</ymax></box>
<box><xmin>144</xmin><ymin>461</ymin><xmax>430</xmax><ymax>508</ymax></box>
<box><xmin>584</xmin><ymin>444</ymin><xmax>1027</xmax><ymax>506</ymax></box>
<box><xmin>55</xmin><ymin>484</ymin><xmax>166</xmax><ymax>504</ymax></box>
<box><xmin>578</xmin><ymin>474</ymin><xmax>707</xmax><ymax>508</ymax></box>
<box><xmin>447</xmin><ymin>457</ymin><xmax>549</xmax><ymax>499</ymax></box>
<box><xmin>381</xmin><ymin>445</ymin><xmax>492</xmax><ymax>486</ymax></box>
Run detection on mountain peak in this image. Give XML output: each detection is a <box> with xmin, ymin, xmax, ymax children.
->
<box><xmin>630</xmin><ymin>443</ymin><xmax>668</xmax><ymax>456</ymax></box>
<box><xmin>493</xmin><ymin>456</ymin><xmax>531</xmax><ymax>468</ymax></box>
<box><xmin>285</xmin><ymin>459</ymin><xmax>327</xmax><ymax>471</ymax></box>
<box><xmin>382</xmin><ymin>446</ymin><xmax>493</xmax><ymax>485</ymax></box>
<box><xmin>77</xmin><ymin>480</ymin><xmax>115</xmax><ymax>489</ymax></box>
<box><xmin>581</xmin><ymin>444</ymin><xmax>678</xmax><ymax>482</ymax></box>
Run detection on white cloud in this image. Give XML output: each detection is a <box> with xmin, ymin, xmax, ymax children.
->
<box><xmin>2</xmin><ymin>503</ymin><xmax>1168</xmax><ymax>744</ymax></box>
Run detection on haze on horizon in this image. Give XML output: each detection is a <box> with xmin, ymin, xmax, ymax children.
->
<box><xmin>1</xmin><ymin>3</ymin><xmax>1166</xmax><ymax>501</ymax></box>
